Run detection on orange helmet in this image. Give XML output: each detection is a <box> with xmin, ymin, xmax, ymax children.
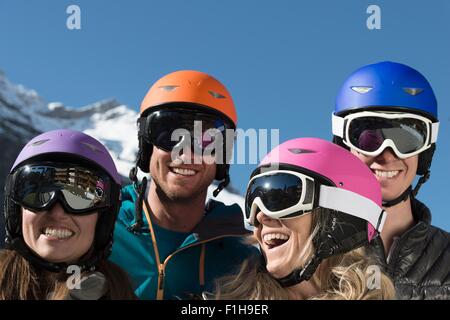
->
<box><xmin>127</xmin><ymin>71</ymin><xmax>238</xmax><ymax>231</ymax></box>
<box><xmin>140</xmin><ymin>70</ymin><xmax>237</xmax><ymax>126</ymax></box>
<box><xmin>134</xmin><ymin>70</ymin><xmax>236</xmax><ymax>186</ymax></box>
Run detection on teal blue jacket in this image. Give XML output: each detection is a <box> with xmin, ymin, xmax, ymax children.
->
<box><xmin>109</xmin><ymin>185</ymin><xmax>257</xmax><ymax>300</ymax></box>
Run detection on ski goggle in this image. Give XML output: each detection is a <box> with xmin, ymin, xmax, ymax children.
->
<box><xmin>332</xmin><ymin>111</ymin><xmax>439</xmax><ymax>159</ymax></box>
<box><xmin>139</xmin><ymin>109</ymin><xmax>234</xmax><ymax>153</ymax></box>
<box><xmin>9</xmin><ymin>163</ymin><xmax>115</xmax><ymax>215</ymax></box>
<box><xmin>245</xmin><ymin>170</ymin><xmax>386</xmax><ymax>233</ymax></box>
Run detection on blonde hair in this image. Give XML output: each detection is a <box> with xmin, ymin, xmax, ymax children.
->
<box><xmin>213</xmin><ymin>209</ymin><xmax>395</xmax><ymax>300</ymax></box>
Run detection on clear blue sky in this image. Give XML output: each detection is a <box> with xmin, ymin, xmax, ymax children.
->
<box><xmin>1</xmin><ymin>0</ymin><xmax>449</xmax><ymax>230</ymax></box>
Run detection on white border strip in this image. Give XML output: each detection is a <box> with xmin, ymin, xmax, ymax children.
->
<box><xmin>431</xmin><ymin>122</ymin><xmax>439</xmax><ymax>143</ymax></box>
<box><xmin>332</xmin><ymin>113</ymin><xmax>345</xmax><ymax>138</ymax></box>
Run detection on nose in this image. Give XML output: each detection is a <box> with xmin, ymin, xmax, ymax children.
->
<box><xmin>374</xmin><ymin>147</ymin><xmax>399</xmax><ymax>163</ymax></box>
<box><xmin>256</xmin><ymin>211</ymin><xmax>280</xmax><ymax>227</ymax></box>
<box><xmin>177</xmin><ymin>144</ymin><xmax>205</xmax><ymax>165</ymax></box>
<box><xmin>46</xmin><ymin>202</ymin><xmax>69</xmax><ymax>219</ymax></box>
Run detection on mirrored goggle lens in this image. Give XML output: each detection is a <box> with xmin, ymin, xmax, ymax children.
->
<box><xmin>13</xmin><ymin>165</ymin><xmax>110</xmax><ymax>212</ymax></box>
<box><xmin>148</xmin><ymin>110</ymin><xmax>229</xmax><ymax>151</ymax></box>
<box><xmin>348</xmin><ymin>117</ymin><xmax>428</xmax><ymax>154</ymax></box>
<box><xmin>245</xmin><ymin>173</ymin><xmax>311</xmax><ymax>220</ymax></box>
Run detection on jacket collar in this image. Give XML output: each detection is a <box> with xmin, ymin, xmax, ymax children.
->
<box><xmin>124</xmin><ymin>184</ymin><xmax>251</xmax><ymax>243</ymax></box>
<box><xmin>368</xmin><ymin>197</ymin><xmax>432</xmax><ymax>275</ymax></box>
<box><xmin>411</xmin><ymin>197</ymin><xmax>432</xmax><ymax>224</ymax></box>
<box><xmin>191</xmin><ymin>199</ymin><xmax>251</xmax><ymax>241</ymax></box>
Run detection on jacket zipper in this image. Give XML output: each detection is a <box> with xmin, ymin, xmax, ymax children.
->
<box><xmin>155</xmin><ymin>234</ymin><xmax>243</xmax><ymax>299</ymax></box>
<box><xmin>158</xmin><ymin>264</ymin><xmax>165</xmax><ymax>290</ymax></box>
<box><xmin>142</xmin><ymin>199</ymin><xmax>246</xmax><ymax>299</ymax></box>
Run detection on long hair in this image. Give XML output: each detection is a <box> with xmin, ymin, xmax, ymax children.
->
<box><xmin>213</xmin><ymin>208</ymin><xmax>396</xmax><ymax>300</ymax></box>
<box><xmin>0</xmin><ymin>249</ymin><xmax>136</xmax><ymax>300</ymax></box>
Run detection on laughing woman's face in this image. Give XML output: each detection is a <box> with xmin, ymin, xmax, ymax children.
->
<box><xmin>22</xmin><ymin>202</ymin><xmax>98</xmax><ymax>264</ymax></box>
<box><xmin>254</xmin><ymin>211</ymin><xmax>313</xmax><ymax>279</ymax></box>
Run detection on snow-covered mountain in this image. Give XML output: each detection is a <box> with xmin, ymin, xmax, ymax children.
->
<box><xmin>0</xmin><ymin>72</ymin><xmax>139</xmax><ymax>178</ymax></box>
<box><xmin>0</xmin><ymin>71</ymin><xmax>247</xmax><ymax>247</ymax></box>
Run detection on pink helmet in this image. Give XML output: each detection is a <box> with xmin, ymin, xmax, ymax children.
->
<box><xmin>260</xmin><ymin>138</ymin><xmax>382</xmax><ymax>215</ymax></box>
<box><xmin>249</xmin><ymin>137</ymin><xmax>386</xmax><ymax>286</ymax></box>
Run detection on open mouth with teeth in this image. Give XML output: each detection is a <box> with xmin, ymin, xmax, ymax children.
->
<box><xmin>41</xmin><ymin>227</ymin><xmax>75</xmax><ymax>240</ymax></box>
<box><xmin>372</xmin><ymin>169</ymin><xmax>402</xmax><ymax>179</ymax></box>
<box><xmin>168</xmin><ymin>166</ymin><xmax>198</xmax><ymax>176</ymax></box>
<box><xmin>263</xmin><ymin>233</ymin><xmax>290</xmax><ymax>249</ymax></box>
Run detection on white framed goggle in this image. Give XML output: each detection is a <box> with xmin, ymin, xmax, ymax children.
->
<box><xmin>332</xmin><ymin>111</ymin><xmax>439</xmax><ymax>159</ymax></box>
<box><xmin>245</xmin><ymin>170</ymin><xmax>386</xmax><ymax>233</ymax></box>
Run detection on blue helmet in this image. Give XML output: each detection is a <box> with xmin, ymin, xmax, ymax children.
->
<box><xmin>335</xmin><ymin>61</ymin><xmax>438</xmax><ymax>121</ymax></box>
<box><xmin>332</xmin><ymin>61</ymin><xmax>439</xmax><ymax>204</ymax></box>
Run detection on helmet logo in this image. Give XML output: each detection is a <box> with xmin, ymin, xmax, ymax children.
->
<box><xmin>403</xmin><ymin>87</ymin><xmax>423</xmax><ymax>96</ymax></box>
<box><xmin>31</xmin><ymin>139</ymin><xmax>50</xmax><ymax>146</ymax></box>
<box><xmin>351</xmin><ymin>86</ymin><xmax>373</xmax><ymax>94</ymax></box>
<box><xmin>159</xmin><ymin>85</ymin><xmax>179</xmax><ymax>92</ymax></box>
<box><xmin>81</xmin><ymin>141</ymin><xmax>105</xmax><ymax>154</ymax></box>
<box><xmin>208</xmin><ymin>90</ymin><xmax>226</xmax><ymax>99</ymax></box>
<box><xmin>288</xmin><ymin>148</ymin><xmax>316</xmax><ymax>154</ymax></box>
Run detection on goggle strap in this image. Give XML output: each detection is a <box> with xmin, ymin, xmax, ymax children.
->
<box><xmin>318</xmin><ymin>185</ymin><xmax>387</xmax><ymax>232</ymax></box>
<box><xmin>331</xmin><ymin>113</ymin><xmax>345</xmax><ymax>138</ymax></box>
<box><xmin>137</xmin><ymin>117</ymin><xmax>147</xmax><ymax>138</ymax></box>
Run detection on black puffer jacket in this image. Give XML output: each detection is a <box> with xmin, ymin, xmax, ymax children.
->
<box><xmin>368</xmin><ymin>198</ymin><xmax>450</xmax><ymax>300</ymax></box>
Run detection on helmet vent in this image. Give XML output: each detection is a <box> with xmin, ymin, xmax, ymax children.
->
<box><xmin>31</xmin><ymin>139</ymin><xmax>50</xmax><ymax>146</ymax></box>
<box><xmin>81</xmin><ymin>141</ymin><xmax>105</xmax><ymax>154</ymax></box>
<box><xmin>403</xmin><ymin>87</ymin><xmax>424</xmax><ymax>96</ymax></box>
<box><xmin>159</xmin><ymin>85</ymin><xmax>179</xmax><ymax>92</ymax></box>
<box><xmin>288</xmin><ymin>148</ymin><xmax>316</xmax><ymax>154</ymax></box>
<box><xmin>351</xmin><ymin>86</ymin><xmax>373</xmax><ymax>94</ymax></box>
<box><xmin>208</xmin><ymin>90</ymin><xmax>226</xmax><ymax>99</ymax></box>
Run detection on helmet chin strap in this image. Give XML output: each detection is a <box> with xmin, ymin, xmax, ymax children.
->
<box><xmin>382</xmin><ymin>186</ymin><xmax>412</xmax><ymax>208</ymax></box>
<box><xmin>127</xmin><ymin>165</ymin><xmax>148</xmax><ymax>234</ymax></box>
<box><xmin>412</xmin><ymin>170</ymin><xmax>430</xmax><ymax>198</ymax></box>
<box><xmin>127</xmin><ymin>163</ymin><xmax>230</xmax><ymax>233</ymax></box>
<box><xmin>213</xmin><ymin>174</ymin><xmax>230</xmax><ymax>197</ymax></box>
<box><xmin>10</xmin><ymin>238</ymin><xmax>97</xmax><ymax>273</ymax></box>
<box><xmin>276</xmin><ymin>255</ymin><xmax>323</xmax><ymax>288</ymax></box>
<box><xmin>382</xmin><ymin>170</ymin><xmax>431</xmax><ymax>208</ymax></box>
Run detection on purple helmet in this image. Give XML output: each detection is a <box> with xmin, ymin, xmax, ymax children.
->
<box><xmin>11</xmin><ymin>129</ymin><xmax>121</xmax><ymax>184</ymax></box>
<box><xmin>4</xmin><ymin>129</ymin><xmax>122</xmax><ymax>272</ymax></box>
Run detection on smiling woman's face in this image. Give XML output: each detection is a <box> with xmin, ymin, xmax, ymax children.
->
<box><xmin>22</xmin><ymin>202</ymin><xmax>98</xmax><ymax>264</ymax></box>
<box><xmin>254</xmin><ymin>211</ymin><xmax>313</xmax><ymax>279</ymax></box>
